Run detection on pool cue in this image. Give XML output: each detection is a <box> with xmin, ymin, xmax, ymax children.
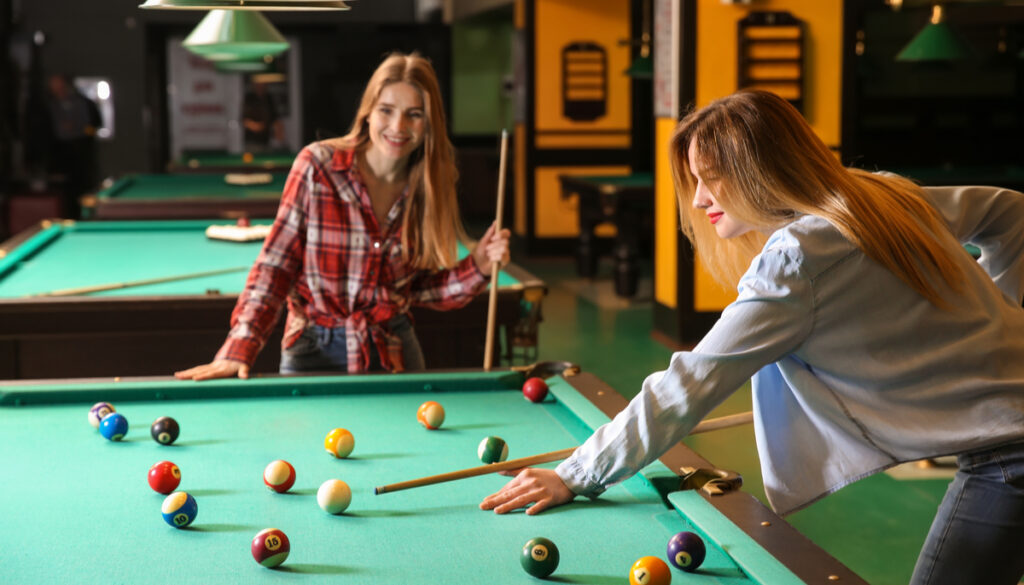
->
<box><xmin>374</xmin><ymin>410</ymin><xmax>754</xmax><ymax>495</ymax></box>
<box><xmin>483</xmin><ymin>129</ymin><xmax>510</xmax><ymax>371</ymax></box>
<box><xmin>30</xmin><ymin>266</ymin><xmax>250</xmax><ymax>297</ymax></box>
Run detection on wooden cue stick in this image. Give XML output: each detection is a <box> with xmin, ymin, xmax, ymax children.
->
<box><xmin>374</xmin><ymin>410</ymin><xmax>754</xmax><ymax>495</ymax></box>
<box><xmin>30</xmin><ymin>266</ymin><xmax>250</xmax><ymax>297</ymax></box>
<box><xmin>483</xmin><ymin>129</ymin><xmax>510</xmax><ymax>371</ymax></box>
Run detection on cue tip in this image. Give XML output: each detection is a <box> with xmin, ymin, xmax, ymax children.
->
<box><xmin>374</xmin><ymin>486</ymin><xmax>384</xmax><ymax>495</ymax></box>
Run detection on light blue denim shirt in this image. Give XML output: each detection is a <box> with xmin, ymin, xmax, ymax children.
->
<box><xmin>556</xmin><ymin>184</ymin><xmax>1024</xmax><ymax>515</ymax></box>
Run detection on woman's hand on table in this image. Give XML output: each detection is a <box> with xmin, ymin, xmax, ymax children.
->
<box><xmin>480</xmin><ymin>468</ymin><xmax>575</xmax><ymax>515</ymax></box>
<box><xmin>174</xmin><ymin>359</ymin><xmax>250</xmax><ymax>381</ymax></box>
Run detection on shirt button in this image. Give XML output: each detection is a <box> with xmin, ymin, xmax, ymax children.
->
<box><xmin>373</xmin><ymin>241</ymin><xmax>381</xmax><ymax>249</ymax></box>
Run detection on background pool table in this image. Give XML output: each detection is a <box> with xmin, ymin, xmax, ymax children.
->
<box><xmin>0</xmin><ymin>220</ymin><xmax>545</xmax><ymax>379</ymax></box>
<box><xmin>167</xmin><ymin>150</ymin><xmax>299</xmax><ymax>173</ymax></box>
<box><xmin>0</xmin><ymin>368</ymin><xmax>866</xmax><ymax>584</ymax></box>
<box><xmin>81</xmin><ymin>173</ymin><xmax>288</xmax><ymax>220</ymax></box>
<box><xmin>558</xmin><ymin>173</ymin><xmax>654</xmax><ymax>298</ymax></box>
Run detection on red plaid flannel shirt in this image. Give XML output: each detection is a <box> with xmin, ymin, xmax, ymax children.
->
<box><xmin>215</xmin><ymin>143</ymin><xmax>487</xmax><ymax>372</ymax></box>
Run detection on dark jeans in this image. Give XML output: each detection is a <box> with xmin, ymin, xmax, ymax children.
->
<box><xmin>910</xmin><ymin>440</ymin><xmax>1024</xmax><ymax>585</ymax></box>
<box><xmin>279</xmin><ymin>315</ymin><xmax>425</xmax><ymax>374</ymax></box>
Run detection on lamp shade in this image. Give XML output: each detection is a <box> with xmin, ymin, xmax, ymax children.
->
<box><xmin>141</xmin><ymin>0</ymin><xmax>350</xmax><ymax>11</ymax></box>
<box><xmin>896</xmin><ymin>5</ymin><xmax>972</xmax><ymax>62</ymax></box>
<box><xmin>183</xmin><ymin>10</ymin><xmax>290</xmax><ymax>62</ymax></box>
<box><xmin>624</xmin><ymin>55</ymin><xmax>653</xmax><ymax>79</ymax></box>
<box><xmin>215</xmin><ymin>58</ymin><xmax>273</xmax><ymax>73</ymax></box>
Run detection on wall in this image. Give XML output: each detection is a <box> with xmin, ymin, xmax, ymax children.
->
<box><xmin>7</xmin><ymin>0</ymin><xmax>421</xmax><ymax>180</ymax></box>
<box><xmin>451</xmin><ymin>8</ymin><xmax>514</xmax><ymax>135</ymax></box>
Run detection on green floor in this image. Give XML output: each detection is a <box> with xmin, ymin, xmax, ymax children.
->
<box><xmin>512</xmin><ymin>254</ymin><xmax>953</xmax><ymax>585</ymax></box>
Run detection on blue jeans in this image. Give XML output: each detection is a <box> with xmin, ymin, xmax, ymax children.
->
<box><xmin>279</xmin><ymin>315</ymin><xmax>425</xmax><ymax>374</ymax></box>
<box><xmin>910</xmin><ymin>441</ymin><xmax>1024</xmax><ymax>585</ymax></box>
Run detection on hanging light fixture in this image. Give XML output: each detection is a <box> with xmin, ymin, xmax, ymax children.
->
<box><xmin>183</xmin><ymin>10</ymin><xmax>290</xmax><ymax>63</ymax></box>
<box><xmin>623</xmin><ymin>0</ymin><xmax>652</xmax><ymax>78</ymax></box>
<box><xmin>215</xmin><ymin>58</ymin><xmax>273</xmax><ymax>73</ymax></box>
<box><xmin>140</xmin><ymin>0</ymin><xmax>350</xmax><ymax>11</ymax></box>
<box><xmin>895</xmin><ymin>5</ymin><xmax>973</xmax><ymax>61</ymax></box>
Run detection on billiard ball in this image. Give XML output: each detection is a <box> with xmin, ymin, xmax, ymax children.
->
<box><xmin>161</xmin><ymin>491</ymin><xmax>197</xmax><ymax>528</ymax></box>
<box><xmin>99</xmin><ymin>413</ymin><xmax>128</xmax><ymax>441</ymax></box>
<box><xmin>417</xmin><ymin>401</ymin><xmax>445</xmax><ymax>430</ymax></box>
<box><xmin>324</xmin><ymin>428</ymin><xmax>354</xmax><ymax>458</ymax></box>
<box><xmin>263</xmin><ymin>460</ymin><xmax>296</xmax><ymax>493</ymax></box>
<box><xmin>148</xmin><ymin>461</ymin><xmax>182</xmax><ymax>494</ymax></box>
<box><xmin>629</xmin><ymin>556</ymin><xmax>671</xmax><ymax>585</ymax></box>
<box><xmin>317</xmin><ymin>479</ymin><xmax>352</xmax><ymax>514</ymax></box>
<box><xmin>150</xmin><ymin>416</ymin><xmax>180</xmax><ymax>445</ymax></box>
<box><xmin>521</xmin><ymin>537</ymin><xmax>559</xmax><ymax>578</ymax></box>
<box><xmin>522</xmin><ymin>377</ymin><xmax>549</xmax><ymax>403</ymax></box>
<box><xmin>667</xmin><ymin>531</ymin><xmax>705</xmax><ymax>572</ymax></box>
<box><xmin>88</xmin><ymin>402</ymin><xmax>115</xmax><ymax>428</ymax></box>
<box><xmin>242</xmin><ymin>152</ymin><xmax>255</xmax><ymax>164</ymax></box>
<box><xmin>477</xmin><ymin>436</ymin><xmax>509</xmax><ymax>464</ymax></box>
<box><xmin>252</xmin><ymin>528</ymin><xmax>290</xmax><ymax>568</ymax></box>
<box><xmin>236</xmin><ymin>216</ymin><xmax>251</xmax><ymax>227</ymax></box>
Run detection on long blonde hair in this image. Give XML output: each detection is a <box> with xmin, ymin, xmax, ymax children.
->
<box><xmin>329</xmin><ymin>52</ymin><xmax>464</xmax><ymax>269</ymax></box>
<box><xmin>670</xmin><ymin>90</ymin><xmax>964</xmax><ymax>307</ymax></box>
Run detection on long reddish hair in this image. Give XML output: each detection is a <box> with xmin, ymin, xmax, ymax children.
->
<box><xmin>670</xmin><ymin>90</ymin><xmax>965</xmax><ymax>307</ymax></box>
<box><xmin>329</xmin><ymin>52</ymin><xmax>464</xmax><ymax>269</ymax></box>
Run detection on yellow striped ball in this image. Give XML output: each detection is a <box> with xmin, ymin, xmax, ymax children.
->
<box><xmin>324</xmin><ymin>428</ymin><xmax>354</xmax><ymax>458</ymax></box>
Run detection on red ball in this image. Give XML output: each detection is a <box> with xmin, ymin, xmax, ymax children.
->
<box><xmin>237</xmin><ymin>216</ymin><xmax>251</xmax><ymax>227</ymax></box>
<box><xmin>263</xmin><ymin>460</ymin><xmax>296</xmax><ymax>493</ymax></box>
<box><xmin>148</xmin><ymin>461</ymin><xmax>182</xmax><ymax>494</ymax></box>
<box><xmin>523</xmin><ymin>377</ymin><xmax>549</xmax><ymax>403</ymax></box>
<box><xmin>252</xmin><ymin>528</ymin><xmax>290</xmax><ymax>568</ymax></box>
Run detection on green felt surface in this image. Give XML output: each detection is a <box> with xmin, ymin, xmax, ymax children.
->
<box><xmin>0</xmin><ymin>221</ymin><xmax>520</xmax><ymax>298</ymax></box>
<box><xmin>570</xmin><ymin>172</ymin><xmax>654</xmax><ymax>189</ymax></box>
<box><xmin>178</xmin><ymin>150</ymin><xmax>298</xmax><ymax>169</ymax></box>
<box><xmin>96</xmin><ymin>173</ymin><xmax>288</xmax><ymax>202</ymax></box>
<box><xmin>0</xmin><ymin>373</ymin><xmax>775</xmax><ymax>585</ymax></box>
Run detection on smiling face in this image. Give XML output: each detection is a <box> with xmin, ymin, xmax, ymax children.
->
<box><xmin>687</xmin><ymin>139</ymin><xmax>758</xmax><ymax>240</ymax></box>
<box><xmin>366</xmin><ymin>81</ymin><xmax>426</xmax><ymax>168</ymax></box>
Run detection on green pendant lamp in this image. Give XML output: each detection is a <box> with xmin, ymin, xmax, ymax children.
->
<box><xmin>141</xmin><ymin>0</ymin><xmax>349</xmax><ymax>11</ymax></box>
<box><xmin>215</xmin><ymin>56</ymin><xmax>274</xmax><ymax>73</ymax></box>
<box><xmin>896</xmin><ymin>5</ymin><xmax>972</xmax><ymax>62</ymax></box>
<box><xmin>183</xmin><ymin>10</ymin><xmax>290</xmax><ymax>62</ymax></box>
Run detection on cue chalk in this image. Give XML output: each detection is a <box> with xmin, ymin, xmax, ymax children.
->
<box><xmin>483</xmin><ymin>129</ymin><xmax>509</xmax><ymax>372</ymax></box>
<box><xmin>373</xmin><ymin>410</ymin><xmax>754</xmax><ymax>495</ymax></box>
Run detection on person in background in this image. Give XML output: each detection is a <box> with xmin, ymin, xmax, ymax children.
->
<box><xmin>242</xmin><ymin>80</ymin><xmax>285</xmax><ymax>151</ymax></box>
<box><xmin>46</xmin><ymin>73</ymin><xmax>101</xmax><ymax>219</ymax></box>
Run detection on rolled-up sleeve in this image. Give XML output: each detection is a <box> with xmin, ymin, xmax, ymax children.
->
<box><xmin>408</xmin><ymin>255</ymin><xmax>487</xmax><ymax>310</ymax></box>
<box><xmin>923</xmin><ymin>185</ymin><xmax>1024</xmax><ymax>303</ymax></box>
<box><xmin>556</xmin><ymin>246</ymin><xmax>814</xmax><ymax>497</ymax></box>
<box><xmin>215</xmin><ymin>152</ymin><xmax>312</xmax><ymax>365</ymax></box>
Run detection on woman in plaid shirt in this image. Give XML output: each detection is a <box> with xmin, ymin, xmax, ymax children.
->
<box><xmin>176</xmin><ymin>53</ymin><xmax>510</xmax><ymax>380</ymax></box>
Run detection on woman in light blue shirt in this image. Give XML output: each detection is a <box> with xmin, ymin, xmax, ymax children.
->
<box><xmin>481</xmin><ymin>90</ymin><xmax>1024</xmax><ymax>585</ymax></box>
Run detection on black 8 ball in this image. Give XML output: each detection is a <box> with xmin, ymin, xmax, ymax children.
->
<box><xmin>151</xmin><ymin>416</ymin><xmax>180</xmax><ymax>445</ymax></box>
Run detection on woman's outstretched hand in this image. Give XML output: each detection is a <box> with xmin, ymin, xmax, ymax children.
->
<box><xmin>174</xmin><ymin>359</ymin><xmax>250</xmax><ymax>381</ymax></box>
<box><xmin>480</xmin><ymin>467</ymin><xmax>575</xmax><ymax>515</ymax></box>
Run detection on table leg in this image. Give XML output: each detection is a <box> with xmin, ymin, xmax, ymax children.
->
<box><xmin>576</xmin><ymin>214</ymin><xmax>597</xmax><ymax>278</ymax></box>
<box><xmin>613</xmin><ymin>207</ymin><xmax>641</xmax><ymax>297</ymax></box>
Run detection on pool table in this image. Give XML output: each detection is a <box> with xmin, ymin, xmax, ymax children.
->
<box><xmin>168</xmin><ymin>150</ymin><xmax>299</xmax><ymax>174</ymax></box>
<box><xmin>0</xmin><ymin>367</ymin><xmax>866</xmax><ymax>584</ymax></box>
<box><xmin>0</xmin><ymin>220</ymin><xmax>545</xmax><ymax>379</ymax></box>
<box><xmin>81</xmin><ymin>173</ymin><xmax>288</xmax><ymax>220</ymax></box>
<box><xmin>559</xmin><ymin>173</ymin><xmax>654</xmax><ymax>297</ymax></box>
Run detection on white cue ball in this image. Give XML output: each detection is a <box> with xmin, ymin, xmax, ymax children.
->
<box><xmin>317</xmin><ymin>479</ymin><xmax>352</xmax><ymax>515</ymax></box>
